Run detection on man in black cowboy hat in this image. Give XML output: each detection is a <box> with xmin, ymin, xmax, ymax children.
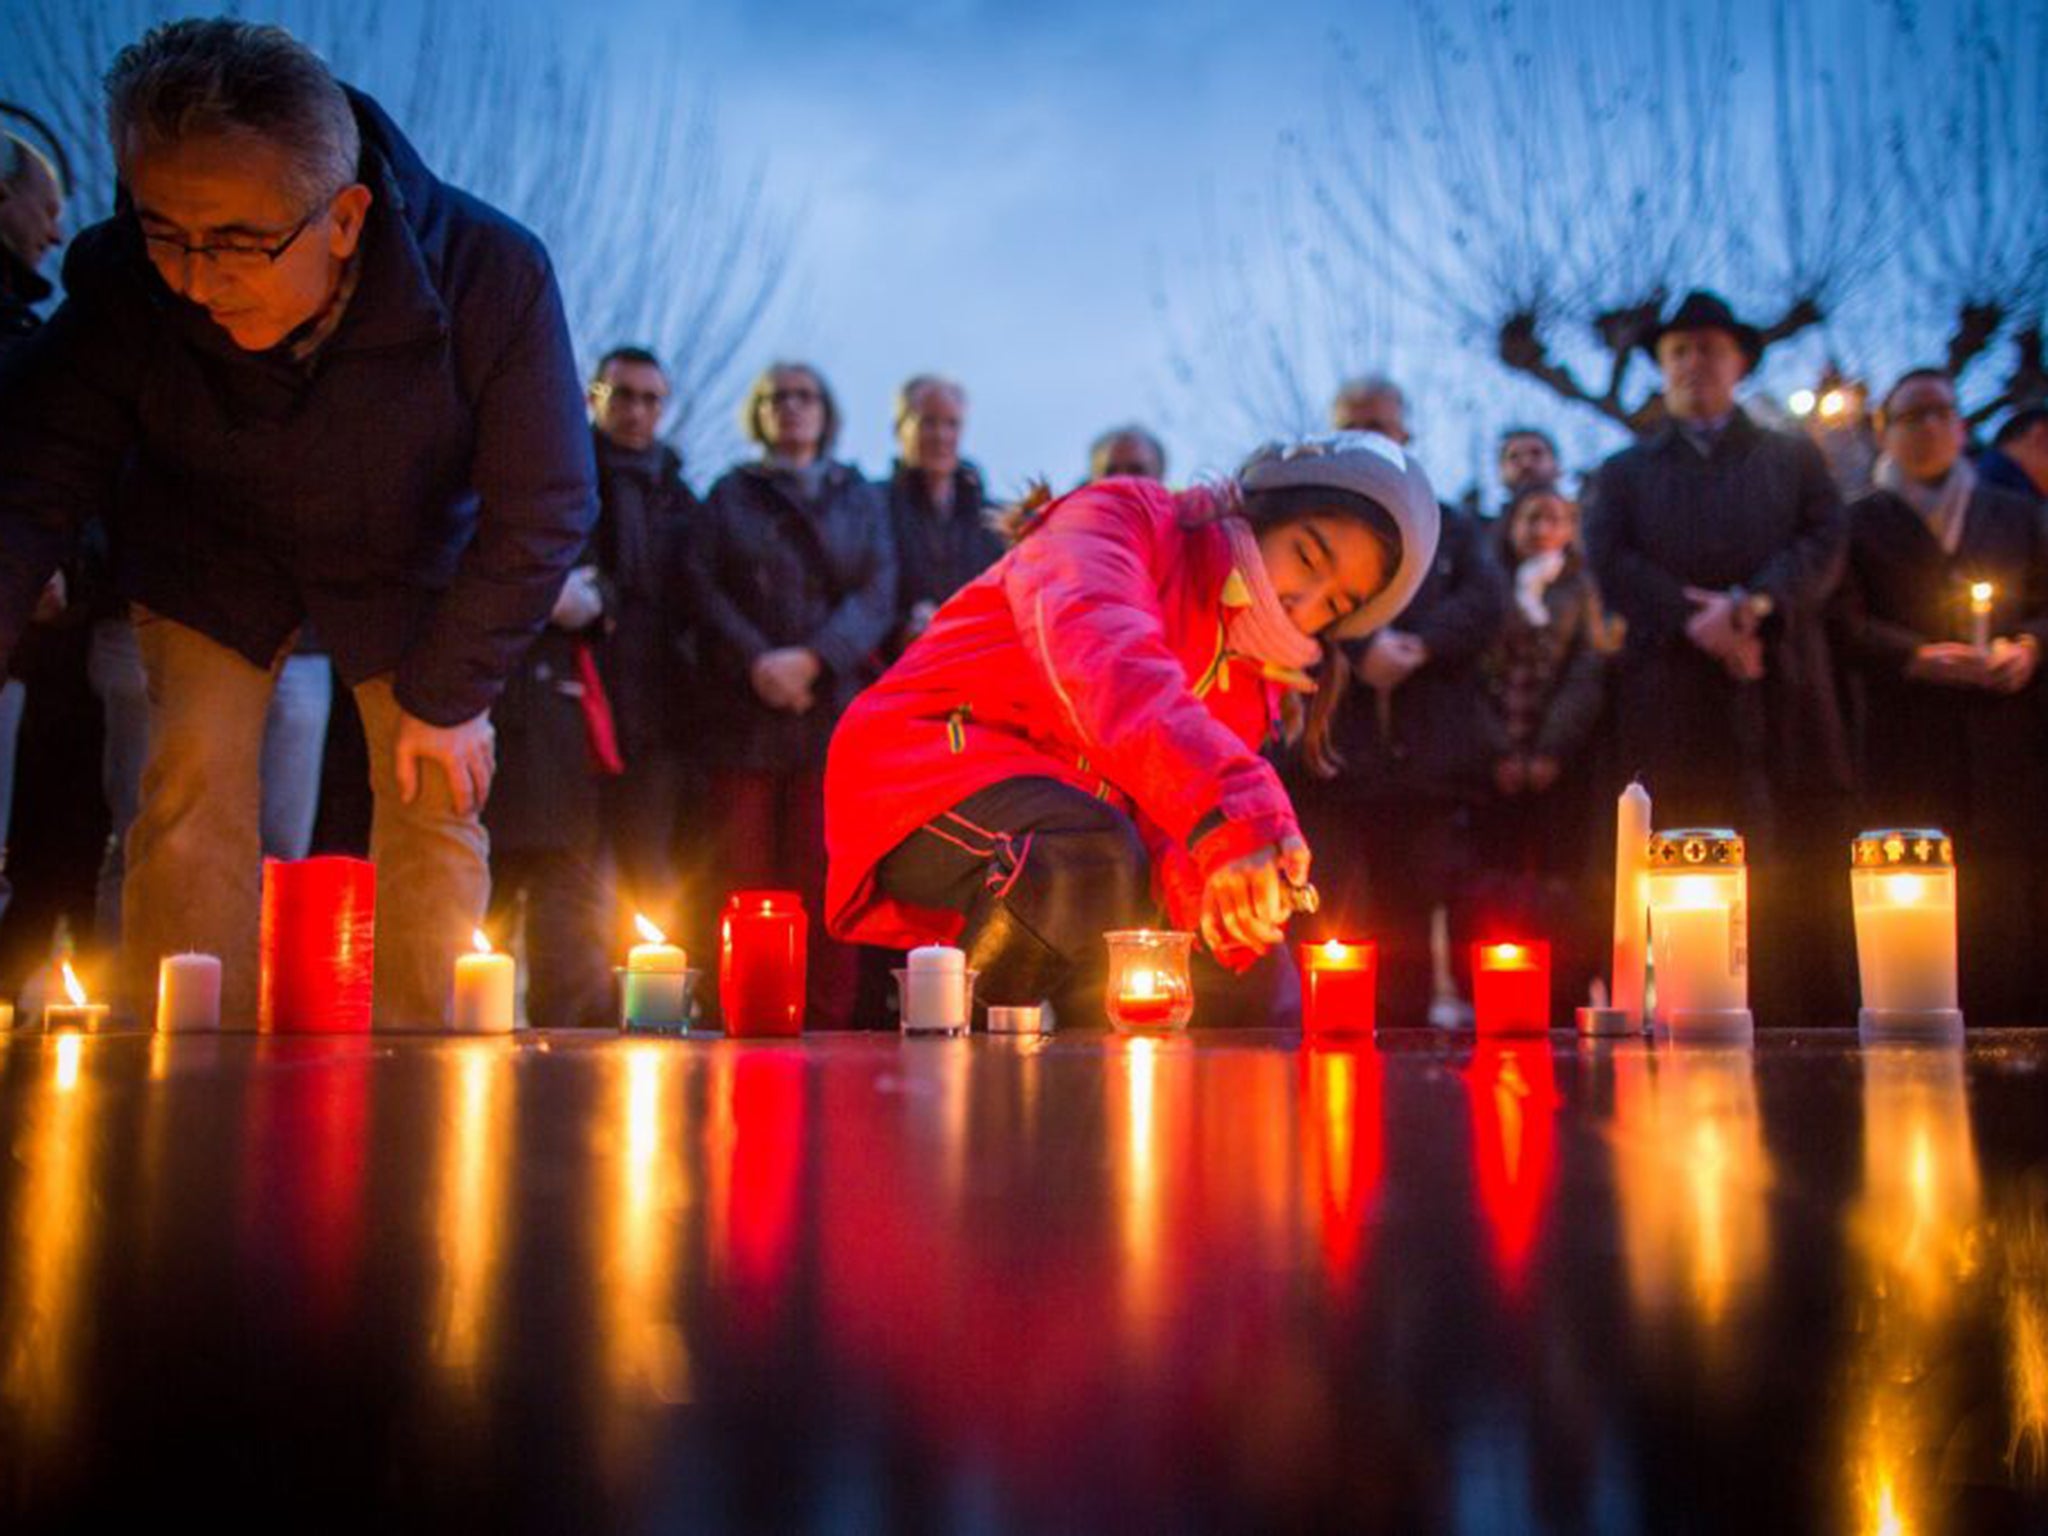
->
<box><xmin>1585</xmin><ymin>289</ymin><xmax>1854</xmax><ymax>1026</ymax></box>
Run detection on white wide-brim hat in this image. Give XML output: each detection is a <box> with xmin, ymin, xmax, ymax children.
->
<box><xmin>1237</xmin><ymin>431</ymin><xmax>1441</xmax><ymax>639</ymax></box>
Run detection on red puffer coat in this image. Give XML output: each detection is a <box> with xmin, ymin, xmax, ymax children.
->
<box><xmin>824</xmin><ymin>478</ymin><xmax>1302</xmax><ymax>967</ymax></box>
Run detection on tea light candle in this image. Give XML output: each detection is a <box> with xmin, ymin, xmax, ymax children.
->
<box><xmin>1299</xmin><ymin>939</ymin><xmax>1377</xmax><ymax>1038</ymax></box>
<box><xmin>452</xmin><ymin>929</ymin><xmax>515</xmax><ymax>1034</ymax></box>
<box><xmin>156</xmin><ymin>952</ymin><xmax>222</xmax><ymax>1032</ymax></box>
<box><xmin>1969</xmin><ymin>581</ymin><xmax>1994</xmax><ymax>651</ymax></box>
<box><xmin>899</xmin><ymin>944</ymin><xmax>970</xmax><ymax>1035</ymax></box>
<box><xmin>44</xmin><ymin>960</ymin><xmax>111</xmax><ymax>1032</ymax></box>
<box><xmin>1104</xmin><ymin>930</ymin><xmax>1195</xmax><ymax>1032</ymax></box>
<box><xmin>622</xmin><ymin>913</ymin><xmax>690</xmax><ymax>1030</ymax></box>
<box><xmin>1471</xmin><ymin>941</ymin><xmax>1550</xmax><ymax>1035</ymax></box>
<box><xmin>1647</xmin><ymin>829</ymin><xmax>1753</xmax><ymax>1043</ymax></box>
<box><xmin>1852</xmin><ymin>829</ymin><xmax>1963</xmax><ymax>1042</ymax></box>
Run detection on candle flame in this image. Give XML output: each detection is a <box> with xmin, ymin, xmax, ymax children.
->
<box><xmin>1970</xmin><ymin>581</ymin><xmax>1994</xmax><ymax>605</ymax></box>
<box><xmin>1128</xmin><ymin>967</ymin><xmax>1159</xmax><ymax>999</ymax></box>
<box><xmin>1322</xmin><ymin>939</ymin><xmax>1347</xmax><ymax>961</ymax></box>
<box><xmin>471</xmin><ymin>928</ymin><xmax>494</xmax><ymax>956</ymax></box>
<box><xmin>1668</xmin><ymin>874</ymin><xmax>1724</xmax><ymax>910</ymax></box>
<box><xmin>1489</xmin><ymin>943</ymin><xmax>1524</xmax><ymax>963</ymax></box>
<box><xmin>634</xmin><ymin>913</ymin><xmax>667</xmax><ymax>945</ymax></box>
<box><xmin>1882</xmin><ymin>873</ymin><xmax>1926</xmax><ymax>906</ymax></box>
<box><xmin>60</xmin><ymin>959</ymin><xmax>86</xmax><ymax>1008</ymax></box>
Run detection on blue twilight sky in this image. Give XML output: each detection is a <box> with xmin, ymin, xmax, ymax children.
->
<box><xmin>608</xmin><ymin>0</ymin><xmax>1501</xmax><ymax>492</ymax></box>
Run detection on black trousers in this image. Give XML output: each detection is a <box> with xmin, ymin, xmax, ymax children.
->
<box><xmin>873</xmin><ymin>776</ymin><xmax>1288</xmax><ymax>1025</ymax></box>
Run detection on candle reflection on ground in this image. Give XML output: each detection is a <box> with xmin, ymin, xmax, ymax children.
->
<box><xmin>1464</xmin><ymin>1041</ymin><xmax>1559</xmax><ymax>1296</ymax></box>
<box><xmin>431</xmin><ymin>1046</ymin><xmax>511</xmax><ymax>1391</ymax></box>
<box><xmin>606</xmin><ymin>1044</ymin><xmax>689</xmax><ymax>1405</ymax></box>
<box><xmin>1300</xmin><ymin>1044</ymin><xmax>1384</xmax><ymax>1293</ymax></box>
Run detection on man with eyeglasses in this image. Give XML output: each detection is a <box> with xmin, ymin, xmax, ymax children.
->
<box><xmin>0</xmin><ymin>20</ymin><xmax>595</xmax><ymax>1027</ymax></box>
<box><xmin>1835</xmin><ymin>367</ymin><xmax>2048</xmax><ymax>1020</ymax></box>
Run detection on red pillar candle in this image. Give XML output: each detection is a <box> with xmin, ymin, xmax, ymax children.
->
<box><xmin>259</xmin><ymin>856</ymin><xmax>376</xmax><ymax>1034</ymax></box>
<box><xmin>720</xmin><ymin>890</ymin><xmax>807</xmax><ymax>1038</ymax></box>
<box><xmin>1471</xmin><ymin>941</ymin><xmax>1550</xmax><ymax>1036</ymax></box>
<box><xmin>1299</xmin><ymin>939</ymin><xmax>1378</xmax><ymax>1039</ymax></box>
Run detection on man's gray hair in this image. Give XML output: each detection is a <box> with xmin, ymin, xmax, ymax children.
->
<box><xmin>895</xmin><ymin>372</ymin><xmax>965</xmax><ymax>428</ymax></box>
<box><xmin>104</xmin><ymin>18</ymin><xmax>359</xmax><ymax>209</ymax></box>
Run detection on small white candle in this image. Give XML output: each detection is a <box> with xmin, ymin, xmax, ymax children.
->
<box><xmin>902</xmin><ymin>944</ymin><xmax>969</xmax><ymax>1035</ymax></box>
<box><xmin>452</xmin><ymin>930</ymin><xmax>515</xmax><ymax>1034</ymax></box>
<box><xmin>622</xmin><ymin>913</ymin><xmax>689</xmax><ymax>1028</ymax></box>
<box><xmin>1969</xmin><ymin>582</ymin><xmax>1993</xmax><ymax>652</ymax></box>
<box><xmin>1612</xmin><ymin>781</ymin><xmax>1652</xmax><ymax>1028</ymax></box>
<box><xmin>157</xmin><ymin>952</ymin><xmax>222</xmax><ymax>1032</ymax></box>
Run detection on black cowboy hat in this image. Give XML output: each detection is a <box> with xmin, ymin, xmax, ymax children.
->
<box><xmin>1645</xmin><ymin>290</ymin><xmax>1763</xmax><ymax>366</ymax></box>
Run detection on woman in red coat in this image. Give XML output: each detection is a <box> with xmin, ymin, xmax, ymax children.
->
<box><xmin>824</xmin><ymin>433</ymin><xmax>1441</xmax><ymax>1017</ymax></box>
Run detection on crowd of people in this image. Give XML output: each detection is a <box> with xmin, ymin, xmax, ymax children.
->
<box><xmin>2</xmin><ymin>19</ymin><xmax>2045</xmax><ymax>1028</ymax></box>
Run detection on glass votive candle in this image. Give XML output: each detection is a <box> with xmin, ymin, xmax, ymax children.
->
<box><xmin>1299</xmin><ymin>939</ymin><xmax>1377</xmax><ymax>1038</ymax></box>
<box><xmin>1647</xmin><ymin>828</ymin><xmax>1753</xmax><ymax>1043</ymax></box>
<box><xmin>895</xmin><ymin>944</ymin><xmax>976</xmax><ymax>1036</ymax></box>
<box><xmin>1852</xmin><ymin>829</ymin><xmax>1962</xmax><ymax>1043</ymax></box>
<box><xmin>720</xmin><ymin>890</ymin><xmax>807</xmax><ymax>1038</ymax></box>
<box><xmin>1471</xmin><ymin>940</ymin><xmax>1550</xmax><ymax>1035</ymax></box>
<box><xmin>1104</xmin><ymin>930</ymin><xmax>1195</xmax><ymax>1033</ymax></box>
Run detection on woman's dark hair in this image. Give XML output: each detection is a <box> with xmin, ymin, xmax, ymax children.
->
<box><xmin>1493</xmin><ymin>481</ymin><xmax>1582</xmax><ymax>569</ymax></box>
<box><xmin>742</xmin><ymin>360</ymin><xmax>841</xmax><ymax>457</ymax></box>
<box><xmin>1239</xmin><ymin>482</ymin><xmax>1404</xmax><ymax>782</ymax></box>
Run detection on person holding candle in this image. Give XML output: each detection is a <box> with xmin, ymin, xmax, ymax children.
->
<box><xmin>1834</xmin><ymin>368</ymin><xmax>2048</xmax><ymax>1021</ymax></box>
<box><xmin>0</xmin><ymin>21</ymin><xmax>597</xmax><ymax>1029</ymax></box>
<box><xmin>823</xmin><ymin>432</ymin><xmax>1440</xmax><ymax>1020</ymax></box>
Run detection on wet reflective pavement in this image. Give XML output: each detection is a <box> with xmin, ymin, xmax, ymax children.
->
<box><xmin>2</xmin><ymin>1027</ymin><xmax>2046</xmax><ymax>1532</ymax></box>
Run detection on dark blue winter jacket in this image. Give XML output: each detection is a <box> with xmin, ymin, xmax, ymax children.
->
<box><xmin>0</xmin><ymin>88</ymin><xmax>596</xmax><ymax>725</ymax></box>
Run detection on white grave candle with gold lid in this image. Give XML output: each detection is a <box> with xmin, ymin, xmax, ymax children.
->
<box><xmin>1646</xmin><ymin>828</ymin><xmax>1753</xmax><ymax>1044</ymax></box>
<box><xmin>1852</xmin><ymin>828</ymin><xmax>1962</xmax><ymax>1044</ymax></box>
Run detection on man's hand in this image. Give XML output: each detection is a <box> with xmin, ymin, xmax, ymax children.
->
<box><xmin>750</xmin><ymin>647</ymin><xmax>822</xmax><ymax>712</ymax></box>
<box><xmin>1987</xmin><ymin>635</ymin><xmax>2040</xmax><ymax>693</ymax></box>
<box><xmin>1198</xmin><ymin>835</ymin><xmax>1310</xmax><ymax>956</ymax></box>
<box><xmin>1356</xmin><ymin>629</ymin><xmax>1428</xmax><ymax>690</ymax></box>
<box><xmin>394</xmin><ymin>708</ymin><xmax>496</xmax><ymax>815</ymax></box>
<box><xmin>31</xmin><ymin>572</ymin><xmax>66</xmax><ymax>625</ymax></box>
<box><xmin>549</xmin><ymin>565</ymin><xmax>603</xmax><ymax>631</ymax></box>
<box><xmin>1685</xmin><ymin>588</ymin><xmax>1765</xmax><ymax>680</ymax></box>
<box><xmin>1907</xmin><ymin>642</ymin><xmax>1996</xmax><ymax>689</ymax></box>
<box><xmin>1526</xmin><ymin>754</ymin><xmax>1561</xmax><ymax>792</ymax></box>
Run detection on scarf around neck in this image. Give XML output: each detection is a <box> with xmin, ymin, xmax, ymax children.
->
<box><xmin>1513</xmin><ymin>548</ymin><xmax>1568</xmax><ymax>626</ymax></box>
<box><xmin>1875</xmin><ymin>453</ymin><xmax>1976</xmax><ymax>556</ymax></box>
<box><xmin>1218</xmin><ymin>517</ymin><xmax>1324</xmax><ymax>683</ymax></box>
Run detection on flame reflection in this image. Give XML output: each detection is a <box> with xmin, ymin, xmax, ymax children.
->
<box><xmin>1464</xmin><ymin>1041</ymin><xmax>1558</xmax><ymax>1296</ymax></box>
<box><xmin>1613</xmin><ymin>1045</ymin><xmax>1770</xmax><ymax>1365</ymax></box>
<box><xmin>605</xmin><ymin>1043</ymin><xmax>690</xmax><ymax>1404</ymax></box>
<box><xmin>0</xmin><ymin>1036</ymin><xmax>97</xmax><ymax>1439</ymax></box>
<box><xmin>1300</xmin><ymin>1044</ymin><xmax>1384</xmax><ymax>1292</ymax></box>
<box><xmin>432</xmin><ymin>1046</ymin><xmax>511</xmax><ymax>1391</ymax></box>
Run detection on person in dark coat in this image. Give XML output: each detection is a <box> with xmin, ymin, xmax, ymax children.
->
<box><xmin>1584</xmin><ymin>291</ymin><xmax>1853</xmax><ymax>1026</ymax></box>
<box><xmin>685</xmin><ymin>361</ymin><xmax>895</xmax><ymax>1027</ymax></box>
<box><xmin>1979</xmin><ymin>407</ymin><xmax>2048</xmax><ymax>506</ymax></box>
<box><xmin>0</xmin><ymin>21</ymin><xmax>596</xmax><ymax>1026</ymax></box>
<box><xmin>885</xmin><ymin>374</ymin><xmax>1005</xmax><ymax>657</ymax></box>
<box><xmin>1472</xmin><ymin>483</ymin><xmax>1616</xmax><ymax>1016</ymax></box>
<box><xmin>586</xmin><ymin>346</ymin><xmax>699</xmax><ymax>925</ymax></box>
<box><xmin>1288</xmin><ymin>384</ymin><xmax>1507</xmax><ymax>1026</ymax></box>
<box><xmin>1834</xmin><ymin>368</ymin><xmax>2048</xmax><ymax>1022</ymax></box>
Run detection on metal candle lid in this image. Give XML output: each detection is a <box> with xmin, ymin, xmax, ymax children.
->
<box><xmin>1647</xmin><ymin>828</ymin><xmax>1746</xmax><ymax>869</ymax></box>
<box><xmin>1851</xmin><ymin>828</ymin><xmax>1954</xmax><ymax>868</ymax></box>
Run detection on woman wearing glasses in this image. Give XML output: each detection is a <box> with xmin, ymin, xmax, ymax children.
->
<box><xmin>684</xmin><ymin>361</ymin><xmax>896</xmax><ymax>1028</ymax></box>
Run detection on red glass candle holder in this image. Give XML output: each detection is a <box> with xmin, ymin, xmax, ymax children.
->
<box><xmin>720</xmin><ymin>890</ymin><xmax>807</xmax><ymax>1038</ymax></box>
<box><xmin>259</xmin><ymin>856</ymin><xmax>376</xmax><ymax>1034</ymax></box>
<box><xmin>1299</xmin><ymin>939</ymin><xmax>1378</xmax><ymax>1039</ymax></box>
<box><xmin>1471</xmin><ymin>940</ymin><xmax>1551</xmax><ymax>1036</ymax></box>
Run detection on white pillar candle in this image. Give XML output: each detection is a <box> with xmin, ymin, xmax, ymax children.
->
<box><xmin>901</xmin><ymin>944</ymin><xmax>969</xmax><ymax>1035</ymax></box>
<box><xmin>1969</xmin><ymin>582</ymin><xmax>1993</xmax><ymax>651</ymax></box>
<box><xmin>1647</xmin><ymin>830</ymin><xmax>1752</xmax><ymax>1041</ymax></box>
<box><xmin>1612</xmin><ymin>781</ymin><xmax>1652</xmax><ymax>1028</ymax></box>
<box><xmin>1852</xmin><ymin>830</ymin><xmax>1962</xmax><ymax>1040</ymax></box>
<box><xmin>156</xmin><ymin>952</ymin><xmax>222</xmax><ymax>1032</ymax></box>
<box><xmin>452</xmin><ymin>931</ymin><xmax>515</xmax><ymax>1034</ymax></box>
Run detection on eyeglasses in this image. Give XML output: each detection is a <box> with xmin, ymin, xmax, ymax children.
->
<box><xmin>1889</xmin><ymin>403</ymin><xmax>1958</xmax><ymax>428</ymax></box>
<box><xmin>135</xmin><ymin>203</ymin><xmax>325</xmax><ymax>275</ymax></box>
<box><xmin>593</xmin><ymin>384</ymin><xmax>668</xmax><ymax>409</ymax></box>
<box><xmin>769</xmin><ymin>387</ymin><xmax>821</xmax><ymax>407</ymax></box>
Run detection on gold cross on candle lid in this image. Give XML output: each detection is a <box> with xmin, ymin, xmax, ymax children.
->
<box><xmin>1647</xmin><ymin>828</ymin><xmax>1746</xmax><ymax>867</ymax></box>
<box><xmin>1851</xmin><ymin>828</ymin><xmax>1954</xmax><ymax>868</ymax></box>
